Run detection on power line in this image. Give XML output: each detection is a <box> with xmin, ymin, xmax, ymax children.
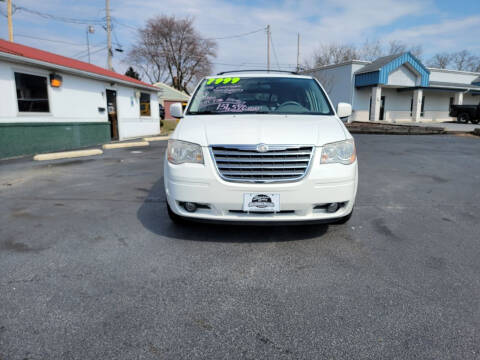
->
<box><xmin>75</xmin><ymin>46</ymin><xmax>108</xmax><ymax>60</ymax></box>
<box><xmin>71</xmin><ymin>44</ymin><xmax>106</xmax><ymax>59</ymax></box>
<box><xmin>270</xmin><ymin>33</ymin><xmax>281</xmax><ymax>71</ymax></box>
<box><xmin>15</xmin><ymin>34</ymin><xmax>86</xmax><ymax>47</ymax></box>
<box><xmin>11</xmin><ymin>5</ymin><xmax>104</xmax><ymax>25</ymax></box>
<box><xmin>205</xmin><ymin>27</ymin><xmax>266</xmax><ymax>40</ymax></box>
<box><xmin>113</xmin><ymin>19</ymin><xmax>266</xmax><ymax>42</ymax></box>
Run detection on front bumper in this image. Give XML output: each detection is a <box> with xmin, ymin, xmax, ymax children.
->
<box><xmin>164</xmin><ymin>147</ymin><xmax>358</xmax><ymax>223</ymax></box>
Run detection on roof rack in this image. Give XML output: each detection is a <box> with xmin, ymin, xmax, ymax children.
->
<box><xmin>216</xmin><ymin>69</ymin><xmax>298</xmax><ymax>75</ymax></box>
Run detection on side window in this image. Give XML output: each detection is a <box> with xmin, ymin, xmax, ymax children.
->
<box><xmin>15</xmin><ymin>72</ymin><xmax>49</xmax><ymax>112</ymax></box>
<box><xmin>139</xmin><ymin>92</ymin><xmax>151</xmax><ymax>116</ymax></box>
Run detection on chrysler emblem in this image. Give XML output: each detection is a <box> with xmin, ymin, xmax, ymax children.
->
<box><xmin>256</xmin><ymin>143</ymin><xmax>269</xmax><ymax>152</ymax></box>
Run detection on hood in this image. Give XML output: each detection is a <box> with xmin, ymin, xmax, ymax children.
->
<box><xmin>173</xmin><ymin>114</ymin><xmax>348</xmax><ymax>147</ymax></box>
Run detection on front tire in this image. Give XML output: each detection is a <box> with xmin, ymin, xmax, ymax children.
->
<box><xmin>457</xmin><ymin>113</ymin><xmax>470</xmax><ymax>124</ymax></box>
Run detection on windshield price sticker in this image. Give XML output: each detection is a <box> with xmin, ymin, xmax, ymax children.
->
<box><xmin>206</xmin><ymin>77</ymin><xmax>240</xmax><ymax>85</ymax></box>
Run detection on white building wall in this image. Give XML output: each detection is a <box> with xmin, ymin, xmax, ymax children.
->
<box><xmin>382</xmin><ymin>88</ymin><xmax>412</xmax><ymax>122</ymax></box>
<box><xmin>305</xmin><ymin>63</ymin><xmax>354</xmax><ymax>109</ymax></box>
<box><xmin>429</xmin><ymin>69</ymin><xmax>479</xmax><ymax>84</ymax></box>
<box><xmin>0</xmin><ymin>59</ymin><xmax>159</xmax><ymax>138</ymax></box>
<box><xmin>463</xmin><ymin>94</ymin><xmax>480</xmax><ymax>105</ymax></box>
<box><xmin>116</xmin><ymin>85</ymin><xmax>160</xmax><ymax>140</ymax></box>
<box><xmin>387</xmin><ymin>66</ymin><xmax>418</xmax><ymax>87</ymax></box>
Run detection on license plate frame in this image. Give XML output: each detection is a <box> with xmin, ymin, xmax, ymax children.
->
<box><xmin>243</xmin><ymin>193</ymin><xmax>280</xmax><ymax>212</ymax></box>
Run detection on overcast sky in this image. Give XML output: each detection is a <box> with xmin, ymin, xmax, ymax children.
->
<box><xmin>1</xmin><ymin>0</ymin><xmax>479</xmax><ymax>80</ymax></box>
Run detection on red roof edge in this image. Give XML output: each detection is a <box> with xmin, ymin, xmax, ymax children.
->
<box><xmin>0</xmin><ymin>39</ymin><xmax>158</xmax><ymax>90</ymax></box>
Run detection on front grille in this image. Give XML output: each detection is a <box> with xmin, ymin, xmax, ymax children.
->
<box><xmin>210</xmin><ymin>144</ymin><xmax>314</xmax><ymax>183</ymax></box>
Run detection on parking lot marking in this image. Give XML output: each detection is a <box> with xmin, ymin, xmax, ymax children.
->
<box><xmin>33</xmin><ymin>149</ymin><xmax>103</xmax><ymax>161</ymax></box>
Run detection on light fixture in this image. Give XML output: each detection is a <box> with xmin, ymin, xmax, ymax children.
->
<box><xmin>49</xmin><ymin>73</ymin><xmax>63</xmax><ymax>87</ymax></box>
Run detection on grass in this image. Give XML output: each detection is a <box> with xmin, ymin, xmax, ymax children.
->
<box><xmin>160</xmin><ymin>119</ymin><xmax>178</xmax><ymax>135</ymax></box>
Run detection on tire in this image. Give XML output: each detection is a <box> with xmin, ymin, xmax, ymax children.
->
<box><xmin>471</xmin><ymin>118</ymin><xmax>479</xmax><ymax>124</ymax></box>
<box><xmin>167</xmin><ymin>201</ymin><xmax>187</xmax><ymax>224</ymax></box>
<box><xmin>333</xmin><ymin>208</ymin><xmax>353</xmax><ymax>225</ymax></box>
<box><xmin>457</xmin><ymin>113</ymin><xmax>470</xmax><ymax>124</ymax></box>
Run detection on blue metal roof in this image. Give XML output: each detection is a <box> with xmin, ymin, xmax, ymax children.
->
<box><xmin>355</xmin><ymin>52</ymin><xmax>429</xmax><ymax>87</ymax></box>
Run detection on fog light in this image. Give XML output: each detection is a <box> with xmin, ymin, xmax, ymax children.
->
<box><xmin>183</xmin><ymin>202</ymin><xmax>197</xmax><ymax>212</ymax></box>
<box><xmin>327</xmin><ymin>202</ymin><xmax>339</xmax><ymax>213</ymax></box>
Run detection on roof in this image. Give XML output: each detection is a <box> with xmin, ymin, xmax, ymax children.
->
<box><xmin>300</xmin><ymin>60</ymin><xmax>369</xmax><ymax>74</ymax></box>
<box><xmin>0</xmin><ymin>39</ymin><xmax>158</xmax><ymax>91</ymax></box>
<box><xmin>355</xmin><ymin>54</ymin><xmax>402</xmax><ymax>74</ymax></box>
<box><xmin>153</xmin><ymin>82</ymin><xmax>190</xmax><ymax>101</ymax></box>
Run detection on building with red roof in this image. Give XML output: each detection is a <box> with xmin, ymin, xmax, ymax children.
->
<box><xmin>0</xmin><ymin>39</ymin><xmax>160</xmax><ymax>158</ymax></box>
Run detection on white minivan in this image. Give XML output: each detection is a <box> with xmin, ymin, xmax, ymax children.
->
<box><xmin>164</xmin><ymin>71</ymin><xmax>357</xmax><ymax>225</ymax></box>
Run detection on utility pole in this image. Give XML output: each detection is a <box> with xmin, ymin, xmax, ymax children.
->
<box><xmin>266</xmin><ymin>24</ymin><xmax>270</xmax><ymax>71</ymax></box>
<box><xmin>296</xmin><ymin>33</ymin><xmax>300</xmax><ymax>72</ymax></box>
<box><xmin>106</xmin><ymin>0</ymin><xmax>113</xmax><ymax>70</ymax></box>
<box><xmin>7</xmin><ymin>0</ymin><xmax>13</xmax><ymax>42</ymax></box>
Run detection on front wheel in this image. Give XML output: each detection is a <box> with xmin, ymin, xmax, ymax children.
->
<box><xmin>457</xmin><ymin>113</ymin><xmax>470</xmax><ymax>124</ymax></box>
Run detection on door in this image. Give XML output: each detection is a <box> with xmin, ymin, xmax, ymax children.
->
<box><xmin>379</xmin><ymin>96</ymin><xmax>385</xmax><ymax>120</ymax></box>
<box><xmin>106</xmin><ymin>89</ymin><xmax>118</xmax><ymax>140</ymax></box>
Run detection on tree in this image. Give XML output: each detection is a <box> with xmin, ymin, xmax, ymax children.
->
<box><xmin>452</xmin><ymin>50</ymin><xmax>476</xmax><ymax>71</ymax></box>
<box><xmin>427</xmin><ymin>53</ymin><xmax>452</xmax><ymax>69</ymax></box>
<box><xmin>427</xmin><ymin>50</ymin><xmax>480</xmax><ymax>71</ymax></box>
<box><xmin>127</xmin><ymin>16</ymin><xmax>217</xmax><ymax>93</ymax></box>
<box><xmin>309</xmin><ymin>43</ymin><xmax>360</xmax><ymax>68</ymax></box>
<box><xmin>124</xmin><ymin>66</ymin><xmax>140</xmax><ymax>80</ymax></box>
<box><xmin>306</xmin><ymin>40</ymin><xmax>423</xmax><ymax>69</ymax></box>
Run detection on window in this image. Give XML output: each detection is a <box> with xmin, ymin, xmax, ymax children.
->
<box><xmin>15</xmin><ymin>72</ymin><xmax>49</xmax><ymax>112</ymax></box>
<box><xmin>187</xmin><ymin>77</ymin><xmax>333</xmax><ymax>115</ymax></box>
<box><xmin>139</xmin><ymin>92</ymin><xmax>151</xmax><ymax>116</ymax></box>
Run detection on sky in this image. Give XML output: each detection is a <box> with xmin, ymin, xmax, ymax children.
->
<box><xmin>1</xmin><ymin>0</ymin><xmax>479</xmax><ymax>81</ymax></box>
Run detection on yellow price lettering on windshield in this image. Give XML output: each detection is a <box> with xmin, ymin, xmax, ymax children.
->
<box><xmin>206</xmin><ymin>77</ymin><xmax>241</xmax><ymax>85</ymax></box>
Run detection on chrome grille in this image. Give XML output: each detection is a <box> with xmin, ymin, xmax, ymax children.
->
<box><xmin>210</xmin><ymin>144</ymin><xmax>314</xmax><ymax>183</ymax></box>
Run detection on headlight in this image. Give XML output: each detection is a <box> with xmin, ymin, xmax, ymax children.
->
<box><xmin>167</xmin><ymin>139</ymin><xmax>204</xmax><ymax>165</ymax></box>
<box><xmin>320</xmin><ymin>139</ymin><xmax>356</xmax><ymax>165</ymax></box>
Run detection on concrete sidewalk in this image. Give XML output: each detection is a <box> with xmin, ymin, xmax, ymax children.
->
<box><xmin>413</xmin><ymin>121</ymin><xmax>480</xmax><ymax>133</ymax></box>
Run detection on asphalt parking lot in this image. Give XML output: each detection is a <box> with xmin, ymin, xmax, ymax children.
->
<box><xmin>1</xmin><ymin>134</ymin><xmax>479</xmax><ymax>359</ymax></box>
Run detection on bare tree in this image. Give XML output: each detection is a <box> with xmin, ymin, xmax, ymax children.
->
<box><xmin>310</xmin><ymin>43</ymin><xmax>360</xmax><ymax>67</ymax></box>
<box><xmin>359</xmin><ymin>39</ymin><xmax>384</xmax><ymax>61</ymax></box>
<box><xmin>306</xmin><ymin>40</ymin><xmax>423</xmax><ymax>69</ymax></box>
<box><xmin>427</xmin><ymin>53</ymin><xmax>452</xmax><ymax>69</ymax></box>
<box><xmin>452</xmin><ymin>50</ymin><xmax>476</xmax><ymax>71</ymax></box>
<box><xmin>127</xmin><ymin>16</ymin><xmax>217</xmax><ymax>93</ymax></box>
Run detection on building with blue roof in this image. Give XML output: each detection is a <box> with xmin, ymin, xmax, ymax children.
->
<box><xmin>303</xmin><ymin>52</ymin><xmax>480</xmax><ymax>122</ymax></box>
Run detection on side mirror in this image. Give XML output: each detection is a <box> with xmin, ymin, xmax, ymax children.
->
<box><xmin>170</xmin><ymin>102</ymin><xmax>183</xmax><ymax>118</ymax></box>
<box><xmin>337</xmin><ymin>102</ymin><xmax>352</xmax><ymax>119</ymax></box>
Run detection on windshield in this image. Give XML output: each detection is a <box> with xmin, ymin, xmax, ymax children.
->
<box><xmin>187</xmin><ymin>77</ymin><xmax>333</xmax><ymax>115</ymax></box>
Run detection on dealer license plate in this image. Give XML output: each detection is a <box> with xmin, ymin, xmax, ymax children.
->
<box><xmin>243</xmin><ymin>193</ymin><xmax>280</xmax><ymax>212</ymax></box>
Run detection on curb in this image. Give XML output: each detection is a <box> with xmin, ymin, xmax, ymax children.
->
<box><xmin>346</xmin><ymin>123</ymin><xmax>445</xmax><ymax>135</ymax></box>
<box><xmin>143</xmin><ymin>136</ymin><xmax>169</xmax><ymax>141</ymax></box>
<box><xmin>103</xmin><ymin>141</ymin><xmax>150</xmax><ymax>149</ymax></box>
<box><xmin>33</xmin><ymin>149</ymin><xmax>103</xmax><ymax>161</ymax></box>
